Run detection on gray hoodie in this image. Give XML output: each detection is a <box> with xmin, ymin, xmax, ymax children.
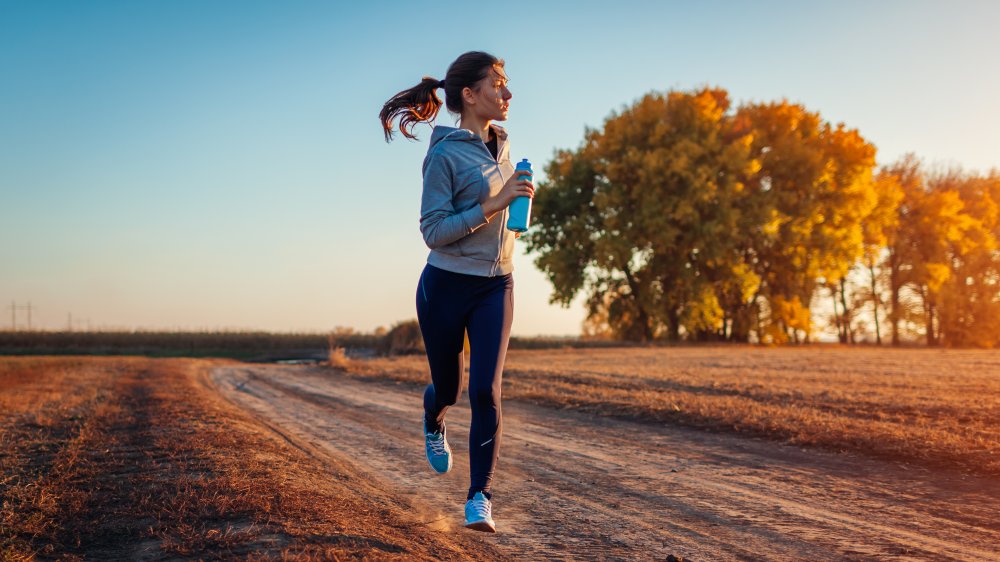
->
<box><xmin>420</xmin><ymin>124</ymin><xmax>516</xmax><ymax>277</ymax></box>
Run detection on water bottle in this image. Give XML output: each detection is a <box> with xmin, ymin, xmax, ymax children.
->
<box><xmin>507</xmin><ymin>158</ymin><xmax>533</xmax><ymax>232</ymax></box>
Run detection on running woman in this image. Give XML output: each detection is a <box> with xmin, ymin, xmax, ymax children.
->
<box><xmin>379</xmin><ymin>51</ymin><xmax>533</xmax><ymax>533</ymax></box>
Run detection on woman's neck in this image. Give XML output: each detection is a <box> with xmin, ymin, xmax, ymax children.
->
<box><xmin>459</xmin><ymin>115</ymin><xmax>492</xmax><ymax>142</ymax></box>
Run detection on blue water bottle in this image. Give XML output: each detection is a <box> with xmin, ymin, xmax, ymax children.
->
<box><xmin>507</xmin><ymin>158</ymin><xmax>533</xmax><ymax>232</ymax></box>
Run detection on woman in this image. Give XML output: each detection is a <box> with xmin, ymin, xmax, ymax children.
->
<box><xmin>379</xmin><ymin>51</ymin><xmax>533</xmax><ymax>533</ymax></box>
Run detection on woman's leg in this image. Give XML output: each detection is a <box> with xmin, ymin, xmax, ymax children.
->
<box><xmin>464</xmin><ymin>274</ymin><xmax>514</xmax><ymax>500</ymax></box>
<box><xmin>416</xmin><ymin>265</ymin><xmax>467</xmax><ymax>433</ymax></box>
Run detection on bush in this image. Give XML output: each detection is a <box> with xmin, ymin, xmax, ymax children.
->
<box><xmin>327</xmin><ymin>347</ymin><xmax>354</xmax><ymax>369</ymax></box>
<box><xmin>381</xmin><ymin>320</ymin><xmax>425</xmax><ymax>356</ymax></box>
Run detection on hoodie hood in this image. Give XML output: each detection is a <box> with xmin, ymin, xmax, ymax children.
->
<box><xmin>429</xmin><ymin>124</ymin><xmax>509</xmax><ymax>156</ymax></box>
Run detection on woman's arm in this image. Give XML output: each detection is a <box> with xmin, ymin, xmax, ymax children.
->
<box><xmin>419</xmin><ymin>153</ymin><xmax>534</xmax><ymax>249</ymax></box>
<box><xmin>419</xmin><ymin>152</ymin><xmax>490</xmax><ymax>249</ymax></box>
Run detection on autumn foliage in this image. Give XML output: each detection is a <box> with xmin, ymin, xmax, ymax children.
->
<box><xmin>527</xmin><ymin>87</ymin><xmax>1000</xmax><ymax>346</ymax></box>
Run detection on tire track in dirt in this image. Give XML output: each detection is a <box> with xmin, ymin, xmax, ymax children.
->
<box><xmin>210</xmin><ymin>365</ymin><xmax>1000</xmax><ymax>561</ymax></box>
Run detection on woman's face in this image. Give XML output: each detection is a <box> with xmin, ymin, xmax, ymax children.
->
<box><xmin>467</xmin><ymin>67</ymin><xmax>512</xmax><ymax>122</ymax></box>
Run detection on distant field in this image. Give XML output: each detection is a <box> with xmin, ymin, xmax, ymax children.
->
<box><xmin>338</xmin><ymin>346</ymin><xmax>1000</xmax><ymax>477</ymax></box>
<box><xmin>0</xmin><ymin>331</ymin><xmax>333</xmax><ymax>360</ymax></box>
<box><xmin>0</xmin><ymin>330</ymin><xmax>618</xmax><ymax>360</ymax></box>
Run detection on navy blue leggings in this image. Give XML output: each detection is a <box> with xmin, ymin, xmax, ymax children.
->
<box><xmin>416</xmin><ymin>263</ymin><xmax>513</xmax><ymax>500</ymax></box>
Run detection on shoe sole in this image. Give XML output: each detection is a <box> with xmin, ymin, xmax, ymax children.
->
<box><xmin>464</xmin><ymin>520</ymin><xmax>496</xmax><ymax>533</ymax></box>
<box><xmin>428</xmin><ymin>458</ymin><xmax>452</xmax><ymax>474</ymax></box>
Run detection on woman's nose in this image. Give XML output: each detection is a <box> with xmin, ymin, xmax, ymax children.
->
<box><xmin>503</xmin><ymin>87</ymin><xmax>512</xmax><ymax>100</ymax></box>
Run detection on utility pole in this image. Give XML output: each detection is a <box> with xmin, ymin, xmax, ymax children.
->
<box><xmin>5</xmin><ymin>301</ymin><xmax>37</xmax><ymax>331</ymax></box>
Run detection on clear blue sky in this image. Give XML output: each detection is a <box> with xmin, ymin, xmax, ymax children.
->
<box><xmin>1</xmin><ymin>0</ymin><xmax>998</xmax><ymax>334</ymax></box>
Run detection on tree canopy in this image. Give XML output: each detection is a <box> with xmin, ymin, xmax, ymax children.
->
<box><xmin>526</xmin><ymin>87</ymin><xmax>1000</xmax><ymax>347</ymax></box>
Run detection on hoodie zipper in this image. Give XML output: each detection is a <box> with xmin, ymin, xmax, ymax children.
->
<box><xmin>481</xmin><ymin>134</ymin><xmax>506</xmax><ymax>278</ymax></box>
<box><xmin>453</xmin><ymin>127</ymin><xmax>506</xmax><ymax>278</ymax></box>
<box><xmin>491</xmin><ymin>161</ymin><xmax>507</xmax><ymax>277</ymax></box>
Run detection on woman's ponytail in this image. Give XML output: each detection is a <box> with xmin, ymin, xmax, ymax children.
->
<box><xmin>379</xmin><ymin>77</ymin><xmax>444</xmax><ymax>142</ymax></box>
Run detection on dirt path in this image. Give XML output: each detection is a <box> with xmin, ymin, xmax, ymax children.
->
<box><xmin>210</xmin><ymin>364</ymin><xmax>999</xmax><ymax>561</ymax></box>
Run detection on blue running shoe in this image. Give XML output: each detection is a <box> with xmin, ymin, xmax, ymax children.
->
<box><xmin>423</xmin><ymin>418</ymin><xmax>452</xmax><ymax>474</ymax></box>
<box><xmin>464</xmin><ymin>491</ymin><xmax>496</xmax><ymax>532</ymax></box>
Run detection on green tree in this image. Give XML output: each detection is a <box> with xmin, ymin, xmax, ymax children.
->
<box><xmin>526</xmin><ymin>88</ymin><xmax>759</xmax><ymax>341</ymax></box>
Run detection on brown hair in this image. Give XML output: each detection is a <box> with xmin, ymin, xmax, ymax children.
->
<box><xmin>379</xmin><ymin>51</ymin><xmax>505</xmax><ymax>142</ymax></box>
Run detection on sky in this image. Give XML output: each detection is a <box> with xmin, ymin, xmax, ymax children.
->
<box><xmin>1</xmin><ymin>0</ymin><xmax>998</xmax><ymax>335</ymax></box>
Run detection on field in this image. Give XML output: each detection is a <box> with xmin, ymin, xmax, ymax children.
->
<box><xmin>0</xmin><ymin>331</ymin><xmax>336</xmax><ymax>361</ymax></box>
<box><xmin>343</xmin><ymin>346</ymin><xmax>1000</xmax><ymax>477</ymax></box>
<box><xmin>0</xmin><ymin>329</ymin><xmax>613</xmax><ymax>360</ymax></box>
<box><xmin>2</xmin><ymin>347</ymin><xmax>998</xmax><ymax>560</ymax></box>
<box><xmin>0</xmin><ymin>357</ymin><xmax>500</xmax><ymax>560</ymax></box>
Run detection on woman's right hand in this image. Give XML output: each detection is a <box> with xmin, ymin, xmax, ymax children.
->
<box><xmin>482</xmin><ymin>170</ymin><xmax>534</xmax><ymax>219</ymax></box>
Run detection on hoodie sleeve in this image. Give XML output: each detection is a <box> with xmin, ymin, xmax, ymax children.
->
<box><xmin>419</xmin><ymin>150</ymin><xmax>489</xmax><ymax>249</ymax></box>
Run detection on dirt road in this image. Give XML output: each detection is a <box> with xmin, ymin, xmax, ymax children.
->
<box><xmin>211</xmin><ymin>364</ymin><xmax>999</xmax><ymax>561</ymax></box>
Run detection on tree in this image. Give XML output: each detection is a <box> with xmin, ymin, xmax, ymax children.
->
<box><xmin>529</xmin><ymin>90</ymin><xmax>880</xmax><ymax>344</ymax></box>
<box><xmin>880</xmin><ymin>155</ymin><xmax>924</xmax><ymax>345</ymax></box>
<box><xmin>883</xmin><ymin>157</ymin><xmax>982</xmax><ymax>346</ymax></box>
<box><xmin>860</xmin><ymin>171</ymin><xmax>904</xmax><ymax>344</ymax></box>
<box><xmin>526</xmin><ymin>88</ymin><xmax>759</xmax><ymax>341</ymax></box>
<box><xmin>732</xmin><ymin>102</ymin><xmax>877</xmax><ymax>343</ymax></box>
<box><xmin>935</xmin><ymin>171</ymin><xmax>1000</xmax><ymax>346</ymax></box>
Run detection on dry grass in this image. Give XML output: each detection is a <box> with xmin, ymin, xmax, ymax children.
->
<box><xmin>0</xmin><ymin>329</ymin><xmax>620</xmax><ymax>360</ymax></box>
<box><xmin>0</xmin><ymin>330</ymin><xmax>333</xmax><ymax>360</ymax></box>
<box><xmin>336</xmin><ymin>346</ymin><xmax>1000</xmax><ymax>477</ymax></box>
<box><xmin>0</xmin><ymin>356</ymin><xmax>504</xmax><ymax>560</ymax></box>
<box><xmin>326</xmin><ymin>347</ymin><xmax>354</xmax><ymax>370</ymax></box>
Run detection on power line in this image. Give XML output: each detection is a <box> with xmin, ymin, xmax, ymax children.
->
<box><xmin>5</xmin><ymin>301</ymin><xmax>37</xmax><ymax>330</ymax></box>
<box><xmin>66</xmin><ymin>313</ymin><xmax>93</xmax><ymax>332</ymax></box>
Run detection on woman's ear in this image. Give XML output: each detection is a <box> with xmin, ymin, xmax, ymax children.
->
<box><xmin>462</xmin><ymin>86</ymin><xmax>477</xmax><ymax>107</ymax></box>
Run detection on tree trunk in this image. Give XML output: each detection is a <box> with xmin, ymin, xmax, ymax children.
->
<box><xmin>730</xmin><ymin>302</ymin><xmax>752</xmax><ymax>343</ymax></box>
<box><xmin>927</xmin><ymin>300</ymin><xmax>940</xmax><ymax>347</ymax></box>
<box><xmin>839</xmin><ymin>278</ymin><xmax>853</xmax><ymax>344</ymax></box>
<box><xmin>868</xmin><ymin>261</ymin><xmax>882</xmax><ymax>345</ymax></box>
<box><xmin>889</xmin><ymin>251</ymin><xmax>901</xmax><ymax>346</ymax></box>
<box><xmin>622</xmin><ymin>266</ymin><xmax>652</xmax><ymax>342</ymax></box>
<box><xmin>667</xmin><ymin>308</ymin><xmax>680</xmax><ymax>341</ymax></box>
<box><xmin>754</xmin><ymin>294</ymin><xmax>764</xmax><ymax>344</ymax></box>
<box><xmin>919</xmin><ymin>286</ymin><xmax>937</xmax><ymax>347</ymax></box>
<box><xmin>831</xmin><ymin>286</ymin><xmax>844</xmax><ymax>343</ymax></box>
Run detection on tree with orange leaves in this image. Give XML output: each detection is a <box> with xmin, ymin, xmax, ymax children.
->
<box><xmin>732</xmin><ymin>101</ymin><xmax>877</xmax><ymax>343</ymax></box>
<box><xmin>527</xmin><ymin>88</ymin><xmax>759</xmax><ymax>341</ymax></box>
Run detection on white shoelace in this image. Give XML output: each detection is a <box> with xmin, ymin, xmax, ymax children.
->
<box><xmin>427</xmin><ymin>432</ymin><xmax>448</xmax><ymax>455</ymax></box>
<box><xmin>469</xmin><ymin>495</ymin><xmax>492</xmax><ymax>519</ymax></box>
